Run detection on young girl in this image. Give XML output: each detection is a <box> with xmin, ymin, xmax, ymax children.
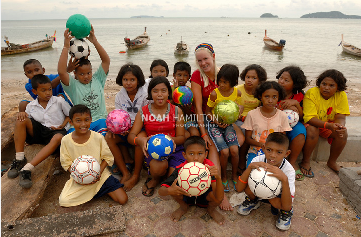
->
<box><xmin>276</xmin><ymin>66</ymin><xmax>308</xmax><ymax>180</ymax></box>
<box><xmin>235</xmin><ymin>64</ymin><xmax>267</xmax><ymax>175</ymax></box>
<box><xmin>105</xmin><ymin>64</ymin><xmax>149</xmax><ymax>191</ymax></box>
<box><xmin>145</xmin><ymin>59</ymin><xmax>169</xmax><ymax>85</ymax></box>
<box><xmin>242</xmin><ymin>81</ymin><xmax>292</xmax><ymax>167</ymax></box>
<box><xmin>128</xmin><ymin>76</ymin><xmax>185</xmax><ymax>197</ymax></box>
<box><xmin>206</xmin><ymin>64</ymin><xmax>244</xmax><ymax>192</ymax></box>
<box><xmin>301</xmin><ymin>69</ymin><xmax>349</xmax><ymax>176</ymax></box>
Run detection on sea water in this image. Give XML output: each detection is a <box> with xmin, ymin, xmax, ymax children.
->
<box><xmin>1</xmin><ymin>17</ymin><xmax>360</xmax><ymax>82</ymax></box>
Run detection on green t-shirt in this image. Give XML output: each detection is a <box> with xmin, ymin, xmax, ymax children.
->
<box><xmin>61</xmin><ymin>65</ymin><xmax>108</xmax><ymax>121</ymax></box>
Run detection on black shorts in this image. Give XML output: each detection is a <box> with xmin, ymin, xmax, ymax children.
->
<box><xmin>26</xmin><ymin>118</ymin><xmax>67</xmax><ymax>145</ymax></box>
<box><xmin>183</xmin><ymin>186</ymin><xmax>212</xmax><ymax>208</ymax></box>
<box><xmin>93</xmin><ymin>175</ymin><xmax>124</xmax><ymax>199</ymax></box>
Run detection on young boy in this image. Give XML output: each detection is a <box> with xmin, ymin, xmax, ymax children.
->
<box><xmin>59</xmin><ymin>105</ymin><xmax>128</xmax><ymax>207</ymax></box>
<box><xmin>7</xmin><ymin>75</ymin><xmax>71</xmax><ymax>188</ymax></box>
<box><xmin>235</xmin><ymin>132</ymin><xmax>295</xmax><ymax>231</ymax></box>
<box><xmin>158</xmin><ymin>136</ymin><xmax>225</xmax><ymax>225</ymax></box>
<box><xmin>58</xmin><ymin>25</ymin><xmax>110</xmax><ymax>136</ymax></box>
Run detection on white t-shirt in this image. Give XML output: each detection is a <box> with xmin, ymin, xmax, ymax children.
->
<box><xmin>251</xmin><ymin>154</ymin><xmax>295</xmax><ymax>200</ymax></box>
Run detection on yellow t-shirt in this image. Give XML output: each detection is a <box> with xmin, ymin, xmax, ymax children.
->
<box><xmin>207</xmin><ymin>87</ymin><xmax>242</xmax><ymax>108</ymax></box>
<box><xmin>235</xmin><ymin>84</ymin><xmax>260</xmax><ymax>116</ymax></box>
<box><xmin>59</xmin><ymin>131</ymin><xmax>114</xmax><ymax>207</ymax></box>
<box><xmin>303</xmin><ymin>87</ymin><xmax>350</xmax><ymax>123</ymax></box>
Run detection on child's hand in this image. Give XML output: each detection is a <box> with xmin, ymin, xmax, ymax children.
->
<box><xmin>264</xmin><ymin>165</ymin><xmax>287</xmax><ymax>182</ymax></box>
<box><xmin>50</xmin><ymin>125</ymin><xmax>65</xmax><ymax>130</ymax></box>
<box><xmin>17</xmin><ymin>112</ymin><xmax>28</xmax><ymax>122</ymax></box>
<box><xmin>137</xmin><ymin>136</ymin><xmax>150</xmax><ymax>157</ymax></box>
<box><xmin>279</xmin><ymin>99</ymin><xmax>298</xmax><ymax>110</ymax></box>
<box><xmin>63</xmin><ymin>29</ymin><xmax>74</xmax><ymax>48</ymax></box>
<box><xmin>205</xmin><ymin>164</ymin><xmax>219</xmax><ymax>179</ymax></box>
<box><xmin>67</xmin><ymin>56</ymin><xmax>79</xmax><ymax>72</ymax></box>
<box><xmin>86</xmin><ymin>25</ymin><xmax>97</xmax><ymax>44</ymax></box>
<box><xmin>248</xmin><ymin>161</ymin><xmax>268</xmax><ymax>171</ymax></box>
<box><xmin>334</xmin><ymin>123</ymin><xmax>347</xmax><ymax>138</ymax></box>
<box><xmin>168</xmin><ymin>179</ymin><xmax>191</xmax><ymax>197</ymax></box>
<box><xmin>120</xmin><ymin>130</ymin><xmax>130</xmax><ymax>136</ymax></box>
<box><xmin>89</xmin><ymin>173</ymin><xmax>101</xmax><ymax>184</ymax></box>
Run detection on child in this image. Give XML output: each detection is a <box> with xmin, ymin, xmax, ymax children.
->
<box><xmin>242</xmin><ymin>81</ymin><xmax>291</xmax><ymax>167</ymax></box>
<box><xmin>158</xmin><ymin>136</ymin><xmax>225</xmax><ymax>225</ymax></box>
<box><xmin>276</xmin><ymin>66</ymin><xmax>308</xmax><ymax>180</ymax></box>
<box><xmin>127</xmin><ymin>76</ymin><xmax>185</xmax><ymax>197</ymax></box>
<box><xmin>145</xmin><ymin>59</ymin><xmax>169</xmax><ymax>84</ymax></box>
<box><xmin>172</xmin><ymin>62</ymin><xmax>199</xmax><ymax>138</ymax></box>
<box><xmin>59</xmin><ymin>105</ymin><xmax>128</xmax><ymax>207</ymax></box>
<box><xmin>236</xmin><ymin>132</ymin><xmax>295</xmax><ymax>231</ymax></box>
<box><xmin>235</xmin><ymin>64</ymin><xmax>267</xmax><ymax>175</ymax></box>
<box><xmin>206</xmin><ymin>64</ymin><xmax>244</xmax><ymax>192</ymax></box>
<box><xmin>18</xmin><ymin>59</ymin><xmax>73</xmax><ymax>118</ymax></box>
<box><xmin>301</xmin><ymin>69</ymin><xmax>349</xmax><ymax>175</ymax></box>
<box><xmin>105</xmin><ymin>63</ymin><xmax>148</xmax><ymax>191</ymax></box>
<box><xmin>7</xmin><ymin>75</ymin><xmax>71</xmax><ymax>188</ymax></box>
<box><xmin>58</xmin><ymin>26</ymin><xmax>110</xmax><ymax>136</ymax></box>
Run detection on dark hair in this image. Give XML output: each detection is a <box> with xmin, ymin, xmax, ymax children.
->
<box><xmin>276</xmin><ymin>66</ymin><xmax>308</xmax><ymax>94</ymax></box>
<box><xmin>31</xmin><ymin>74</ymin><xmax>51</xmax><ymax>90</ymax></box>
<box><xmin>266</xmin><ymin>132</ymin><xmax>289</xmax><ymax>148</ymax></box>
<box><xmin>254</xmin><ymin>81</ymin><xmax>286</xmax><ymax>101</ymax></box>
<box><xmin>116</xmin><ymin>63</ymin><xmax>145</xmax><ymax>88</ymax></box>
<box><xmin>240</xmin><ymin>64</ymin><xmax>267</xmax><ymax>83</ymax></box>
<box><xmin>217</xmin><ymin>64</ymin><xmax>239</xmax><ymax>87</ymax></box>
<box><xmin>69</xmin><ymin>104</ymin><xmax>91</xmax><ymax>120</ymax></box>
<box><xmin>147</xmin><ymin>76</ymin><xmax>172</xmax><ymax>100</ymax></box>
<box><xmin>184</xmin><ymin>136</ymin><xmax>207</xmax><ymax>152</ymax></box>
<box><xmin>23</xmin><ymin>59</ymin><xmax>42</xmax><ymax>69</ymax></box>
<box><xmin>149</xmin><ymin>59</ymin><xmax>169</xmax><ymax>78</ymax></box>
<box><xmin>75</xmin><ymin>58</ymin><xmax>91</xmax><ymax>71</ymax></box>
<box><xmin>316</xmin><ymin>69</ymin><xmax>347</xmax><ymax>91</ymax></box>
<box><xmin>173</xmin><ymin>62</ymin><xmax>191</xmax><ymax>76</ymax></box>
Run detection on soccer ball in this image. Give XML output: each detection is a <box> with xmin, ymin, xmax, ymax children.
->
<box><xmin>70</xmin><ymin>155</ymin><xmax>100</xmax><ymax>185</ymax></box>
<box><xmin>173</xmin><ymin>86</ymin><xmax>193</xmax><ymax>105</ymax></box>
<box><xmin>66</xmin><ymin>14</ymin><xmax>91</xmax><ymax>39</ymax></box>
<box><xmin>147</xmin><ymin>134</ymin><xmax>174</xmax><ymax>160</ymax></box>
<box><xmin>69</xmin><ymin>38</ymin><xmax>90</xmax><ymax>59</ymax></box>
<box><xmin>213</xmin><ymin>100</ymin><xmax>240</xmax><ymax>125</ymax></box>
<box><xmin>284</xmin><ymin>109</ymin><xmax>299</xmax><ymax>128</ymax></box>
<box><xmin>106</xmin><ymin>109</ymin><xmax>131</xmax><ymax>134</ymax></box>
<box><xmin>248</xmin><ymin>167</ymin><xmax>282</xmax><ymax>199</ymax></box>
<box><xmin>177</xmin><ymin>162</ymin><xmax>211</xmax><ymax>196</ymax></box>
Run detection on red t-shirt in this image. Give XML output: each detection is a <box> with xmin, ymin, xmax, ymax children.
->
<box><xmin>190</xmin><ymin>70</ymin><xmax>217</xmax><ymax>113</ymax></box>
<box><xmin>142</xmin><ymin>103</ymin><xmax>177</xmax><ymax>137</ymax></box>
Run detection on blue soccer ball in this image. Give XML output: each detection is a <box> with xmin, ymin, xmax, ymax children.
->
<box><xmin>147</xmin><ymin>134</ymin><xmax>174</xmax><ymax>160</ymax></box>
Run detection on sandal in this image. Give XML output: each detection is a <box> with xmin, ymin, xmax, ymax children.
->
<box><xmin>232</xmin><ymin>180</ymin><xmax>237</xmax><ymax>191</ymax></box>
<box><xmin>142</xmin><ymin>177</ymin><xmax>155</xmax><ymax>197</ymax></box>
<box><xmin>295</xmin><ymin>169</ymin><xmax>305</xmax><ymax>181</ymax></box>
<box><xmin>109</xmin><ymin>164</ymin><xmax>121</xmax><ymax>175</ymax></box>
<box><xmin>298</xmin><ymin>163</ymin><xmax>314</xmax><ymax>178</ymax></box>
<box><xmin>222</xmin><ymin>180</ymin><xmax>230</xmax><ymax>192</ymax></box>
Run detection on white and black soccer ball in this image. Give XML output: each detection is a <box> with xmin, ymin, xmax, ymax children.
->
<box><xmin>69</xmin><ymin>38</ymin><xmax>89</xmax><ymax>59</ymax></box>
<box><xmin>248</xmin><ymin>167</ymin><xmax>282</xmax><ymax>199</ymax></box>
<box><xmin>284</xmin><ymin>109</ymin><xmax>299</xmax><ymax>128</ymax></box>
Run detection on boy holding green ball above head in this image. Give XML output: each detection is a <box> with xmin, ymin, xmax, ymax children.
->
<box><xmin>58</xmin><ymin>25</ymin><xmax>110</xmax><ymax>136</ymax></box>
<box><xmin>235</xmin><ymin>132</ymin><xmax>295</xmax><ymax>231</ymax></box>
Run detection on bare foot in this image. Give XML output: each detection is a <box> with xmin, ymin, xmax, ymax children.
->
<box><xmin>119</xmin><ymin>171</ymin><xmax>131</xmax><ymax>185</ymax></box>
<box><xmin>207</xmin><ymin>206</ymin><xmax>225</xmax><ymax>225</ymax></box>
<box><xmin>327</xmin><ymin>161</ymin><xmax>342</xmax><ymax>174</ymax></box>
<box><xmin>123</xmin><ymin>175</ymin><xmax>140</xmax><ymax>192</ymax></box>
<box><xmin>171</xmin><ymin>206</ymin><xmax>188</xmax><ymax>222</ymax></box>
<box><xmin>219</xmin><ymin>194</ymin><xmax>233</xmax><ymax>211</ymax></box>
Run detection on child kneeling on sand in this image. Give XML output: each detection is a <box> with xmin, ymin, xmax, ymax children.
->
<box><xmin>59</xmin><ymin>105</ymin><xmax>127</xmax><ymax>207</ymax></box>
<box><xmin>236</xmin><ymin>132</ymin><xmax>295</xmax><ymax>231</ymax></box>
<box><xmin>158</xmin><ymin>136</ymin><xmax>225</xmax><ymax>225</ymax></box>
<box><xmin>7</xmin><ymin>75</ymin><xmax>71</xmax><ymax>188</ymax></box>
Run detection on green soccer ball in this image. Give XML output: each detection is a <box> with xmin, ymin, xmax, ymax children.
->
<box><xmin>213</xmin><ymin>100</ymin><xmax>240</xmax><ymax>125</ymax></box>
<box><xmin>66</xmin><ymin>14</ymin><xmax>91</xmax><ymax>39</ymax></box>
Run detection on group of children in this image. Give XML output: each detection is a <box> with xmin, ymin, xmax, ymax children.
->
<box><xmin>7</xmin><ymin>26</ymin><xmax>350</xmax><ymax>230</ymax></box>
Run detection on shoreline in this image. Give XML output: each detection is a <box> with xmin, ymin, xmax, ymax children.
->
<box><xmin>1</xmin><ymin>77</ymin><xmax>361</xmax><ymax>117</ymax></box>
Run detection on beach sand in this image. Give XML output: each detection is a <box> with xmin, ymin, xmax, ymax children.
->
<box><xmin>2</xmin><ymin>77</ymin><xmax>361</xmax><ymax>117</ymax></box>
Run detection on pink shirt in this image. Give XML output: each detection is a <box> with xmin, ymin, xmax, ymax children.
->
<box><xmin>242</xmin><ymin>107</ymin><xmax>292</xmax><ymax>154</ymax></box>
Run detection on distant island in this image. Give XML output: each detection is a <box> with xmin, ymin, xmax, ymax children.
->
<box><xmin>130</xmin><ymin>15</ymin><xmax>164</xmax><ymax>18</ymax></box>
<box><xmin>301</xmin><ymin>11</ymin><xmax>361</xmax><ymax>19</ymax></box>
<box><xmin>260</xmin><ymin>13</ymin><xmax>278</xmax><ymax>18</ymax></box>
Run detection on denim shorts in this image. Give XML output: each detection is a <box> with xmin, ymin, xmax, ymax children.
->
<box><xmin>286</xmin><ymin>121</ymin><xmax>307</xmax><ymax>141</ymax></box>
<box><xmin>207</xmin><ymin>123</ymin><xmax>239</xmax><ymax>152</ymax></box>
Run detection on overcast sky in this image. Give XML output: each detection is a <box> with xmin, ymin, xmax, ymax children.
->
<box><xmin>1</xmin><ymin>0</ymin><xmax>361</xmax><ymax>20</ymax></box>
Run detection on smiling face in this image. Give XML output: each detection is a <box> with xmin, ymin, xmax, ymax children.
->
<box><xmin>183</xmin><ymin>143</ymin><xmax>208</xmax><ymax>164</ymax></box>
<box><xmin>244</xmin><ymin>69</ymin><xmax>260</xmax><ymax>91</ymax></box>
<box><xmin>122</xmin><ymin>71</ymin><xmax>138</xmax><ymax>94</ymax></box>
<box><xmin>70</xmin><ymin>112</ymin><xmax>92</xmax><ymax>135</ymax></box>
<box><xmin>195</xmin><ymin>49</ymin><xmax>215</xmax><ymax>74</ymax></box>
<box><xmin>33</xmin><ymin>82</ymin><xmax>52</xmax><ymax>102</ymax></box>
<box><xmin>319</xmin><ymin>77</ymin><xmax>338</xmax><ymax>100</ymax></box>
<box><xmin>261</xmin><ymin>88</ymin><xmax>279</xmax><ymax>110</ymax></box>
<box><xmin>263</xmin><ymin>141</ymin><xmax>290</xmax><ymax>167</ymax></box>
<box><xmin>74</xmin><ymin>64</ymin><xmax>92</xmax><ymax>84</ymax></box>
<box><xmin>278</xmin><ymin>71</ymin><xmax>294</xmax><ymax>94</ymax></box>
<box><xmin>151</xmin><ymin>83</ymin><xmax>169</xmax><ymax>107</ymax></box>
<box><xmin>151</xmin><ymin>65</ymin><xmax>167</xmax><ymax>78</ymax></box>
<box><xmin>174</xmin><ymin>70</ymin><xmax>190</xmax><ymax>87</ymax></box>
<box><xmin>24</xmin><ymin>63</ymin><xmax>45</xmax><ymax>80</ymax></box>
